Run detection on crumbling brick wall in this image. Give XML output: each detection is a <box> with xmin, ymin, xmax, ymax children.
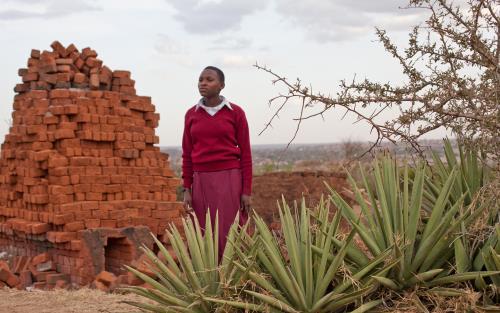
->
<box><xmin>0</xmin><ymin>41</ymin><xmax>183</xmax><ymax>288</ymax></box>
<box><xmin>252</xmin><ymin>171</ymin><xmax>350</xmax><ymax>228</ymax></box>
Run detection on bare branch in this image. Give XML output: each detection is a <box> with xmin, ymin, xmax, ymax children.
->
<box><xmin>256</xmin><ymin>0</ymin><xmax>499</xmax><ymax>161</ymax></box>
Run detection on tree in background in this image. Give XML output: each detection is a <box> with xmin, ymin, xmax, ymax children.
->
<box><xmin>258</xmin><ymin>0</ymin><xmax>499</xmax><ymax>161</ymax></box>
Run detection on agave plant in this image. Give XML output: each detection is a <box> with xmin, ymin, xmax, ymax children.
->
<box><xmin>328</xmin><ymin>155</ymin><xmax>499</xmax><ymax>291</ymax></box>
<box><xmin>122</xmin><ymin>212</ymin><xmax>249</xmax><ymax>313</ymax></box>
<box><xmin>211</xmin><ymin>199</ymin><xmax>387</xmax><ymax>313</ymax></box>
<box><xmin>424</xmin><ymin>138</ymin><xmax>492</xmax><ymax>213</ymax></box>
<box><xmin>475</xmin><ymin>225</ymin><xmax>500</xmax><ymax>277</ymax></box>
<box><xmin>427</xmin><ymin>140</ymin><xmax>499</xmax><ymax>286</ymax></box>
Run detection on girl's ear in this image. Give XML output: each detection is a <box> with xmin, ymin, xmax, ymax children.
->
<box><xmin>220</xmin><ymin>82</ymin><xmax>225</xmax><ymax>90</ymax></box>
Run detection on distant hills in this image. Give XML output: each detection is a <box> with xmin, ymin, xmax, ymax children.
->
<box><xmin>161</xmin><ymin>139</ymin><xmax>452</xmax><ymax>175</ymax></box>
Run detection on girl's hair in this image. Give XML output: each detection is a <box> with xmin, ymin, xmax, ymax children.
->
<box><xmin>204</xmin><ymin>66</ymin><xmax>225</xmax><ymax>83</ymax></box>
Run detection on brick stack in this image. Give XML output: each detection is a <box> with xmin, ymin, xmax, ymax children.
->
<box><xmin>0</xmin><ymin>41</ymin><xmax>183</xmax><ymax>287</ymax></box>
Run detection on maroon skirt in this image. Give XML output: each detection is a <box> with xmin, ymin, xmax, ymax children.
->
<box><xmin>192</xmin><ymin>168</ymin><xmax>248</xmax><ymax>254</ymax></box>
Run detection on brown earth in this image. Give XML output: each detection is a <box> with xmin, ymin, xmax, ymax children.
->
<box><xmin>0</xmin><ymin>287</ymin><xmax>149</xmax><ymax>313</ymax></box>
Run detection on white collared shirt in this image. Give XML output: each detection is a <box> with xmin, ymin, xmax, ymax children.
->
<box><xmin>195</xmin><ymin>96</ymin><xmax>233</xmax><ymax>116</ymax></box>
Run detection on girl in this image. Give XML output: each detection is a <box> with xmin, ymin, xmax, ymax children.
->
<box><xmin>182</xmin><ymin>66</ymin><xmax>252</xmax><ymax>255</ymax></box>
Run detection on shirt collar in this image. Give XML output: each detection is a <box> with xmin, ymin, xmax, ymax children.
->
<box><xmin>195</xmin><ymin>96</ymin><xmax>233</xmax><ymax>111</ymax></box>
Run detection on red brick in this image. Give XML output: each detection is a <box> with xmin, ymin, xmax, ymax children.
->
<box><xmin>18</xmin><ymin>68</ymin><xmax>28</xmax><ymax>76</ymax></box>
<box><xmin>101</xmin><ymin>219</ymin><xmax>117</xmax><ymax>228</ymax></box>
<box><xmin>23</xmin><ymin>72</ymin><xmax>39</xmax><ymax>82</ymax></box>
<box><xmin>75</xmin><ymin>57</ymin><xmax>85</xmax><ymax>69</ymax></box>
<box><xmin>49</xmin><ymin>105</ymin><xmax>65</xmax><ymax>115</ymax></box>
<box><xmin>86</xmin><ymin>57</ymin><xmax>102</xmax><ymax>68</ymax></box>
<box><xmin>31</xmin><ymin>49</ymin><xmax>41</xmax><ymax>58</ymax></box>
<box><xmin>90</xmin><ymin>74</ymin><xmax>99</xmax><ymax>89</ymax></box>
<box><xmin>64</xmin><ymin>105</ymin><xmax>79</xmax><ymax>115</ymax></box>
<box><xmin>84</xmin><ymin>219</ymin><xmax>100</xmax><ymax>228</ymax></box>
<box><xmin>51</xmin><ymin>40</ymin><xmax>67</xmax><ymax>57</ymax></box>
<box><xmin>53</xmin><ymin>213</ymin><xmax>74</xmax><ymax>225</ymax></box>
<box><xmin>31</xmin><ymin>222</ymin><xmax>50</xmax><ymax>234</ymax></box>
<box><xmin>110</xmin><ymin>175</ymin><xmax>126</xmax><ymax>184</ymax></box>
<box><xmin>113</xmin><ymin>70</ymin><xmax>130</xmax><ymax>78</ymax></box>
<box><xmin>53</xmin><ymin>279</ymin><xmax>68</xmax><ymax>289</ymax></box>
<box><xmin>92</xmin><ymin>209</ymin><xmax>109</xmax><ymax>219</ymax></box>
<box><xmin>46</xmin><ymin>273</ymin><xmax>69</xmax><ymax>284</ymax></box>
<box><xmin>30</xmin><ymin>194</ymin><xmax>49</xmax><ymax>204</ymax></box>
<box><xmin>152</xmin><ymin>209</ymin><xmax>180</xmax><ymax>219</ymax></box>
<box><xmin>13</xmin><ymin>256</ymin><xmax>30</xmax><ymax>274</ymax></box>
<box><xmin>49</xmin><ymin>166</ymin><xmax>68</xmax><ymax>176</ymax></box>
<box><xmin>94</xmin><ymin>280</ymin><xmax>109</xmax><ymax>292</ymax></box>
<box><xmin>55</xmin><ymin>58</ymin><xmax>73</xmax><ymax>65</ymax></box>
<box><xmin>33</xmin><ymin>150</ymin><xmax>51</xmax><ymax>161</ymax></box>
<box><xmin>63</xmin><ymin>221</ymin><xmax>84</xmax><ymax>232</ymax></box>
<box><xmin>49</xmin><ymin>89</ymin><xmax>70</xmax><ymax>98</ymax></box>
<box><xmin>0</xmin><ymin>268</ymin><xmax>20</xmax><ymax>287</ymax></box>
<box><xmin>70</xmin><ymin>240</ymin><xmax>82</xmax><ymax>250</ymax></box>
<box><xmin>40</xmin><ymin>54</ymin><xmax>57</xmax><ymax>73</ymax></box>
<box><xmin>48</xmin><ymin>156</ymin><xmax>69</xmax><ymax>169</ymax></box>
<box><xmin>32</xmin><ymin>269</ymin><xmax>56</xmax><ymax>282</ymax></box>
<box><xmin>43</xmin><ymin>115</ymin><xmax>59</xmax><ymax>124</ymax></box>
<box><xmin>70</xmin><ymin>174</ymin><xmax>79</xmax><ymax>184</ymax></box>
<box><xmin>73</xmin><ymin>72</ymin><xmax>86</xmax><ymax>83</ymax></box>
<box><xmin>55</xmin><ymin>232</ymin><xmax>77</xmax><ymax>243</ymax></box>
<box><xmin>56</xmin><ymin>65</ymin><xmax>71</xmax><ymax>72</ymax></box>
<box><xmin>86</xmin><ymin>192</ymin><xmax>102</xmax><ymax>201</ymax></box>
<box><xmin>32</xmin><ymin>253</ymin><xmax>50</xmax><ymax>266</ymax></box>
<box><xmin>54</xmin><ymin>129</ymin><xmax>75</xmax><ymax>140</ymax></box>
<box><xmin>19</xmin><ymin>270</ymin><xmax>33</xmax><ymax>288</ymax></box>
<box><xmin>59</xmin><ymin>138</ymin><xmax>80</xmax><ymax>148</ymax></box>
<box><xmin>0</xmin><ymin>261</ymin><xmax>9</xmax><ymax>272</ymax></box>
<box><xmin>66</xmin><ymin>43</ymin><xmax>77</xmax><ymax>55</ymax></box>
<box><xmin>32</xmin><ymin>281</ymin><xmax>46</xmax><ymax>289</ymax></box>
<box><xmin>14</xmin><ymin>83</ymin><xmax>30</xmax><ymax>93</ymax></box>
<box><xmin>81</xmin><ymin>47</ymin><xmax>97</xmax><ymax>59</ymax></box>
<box><xmin>39</xmin><ymin>73</ymin><xmax>57</xmax><ymax>84</ymax></box>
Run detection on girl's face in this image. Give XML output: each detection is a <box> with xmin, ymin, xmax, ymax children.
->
<box><xmin>198</xmin><ymin>69</ymin><xmax>224</xmax><ymax>98</ymax></box>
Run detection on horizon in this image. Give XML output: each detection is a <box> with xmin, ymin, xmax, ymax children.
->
<box><xmin>161</xmin><ymin>138</ymin><xmax>450</xmax><ymax>149</ymax></box>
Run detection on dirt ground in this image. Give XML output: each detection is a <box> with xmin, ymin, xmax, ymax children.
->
<box><xmin>0</xmin><ymin>287</ymin><xmax>148</xmax><ymax>313</ymax></box>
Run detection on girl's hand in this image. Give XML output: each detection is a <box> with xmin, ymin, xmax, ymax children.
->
<box><xmin>241</xmin><ymin>194</ymin><xmax>252</xmax><ymax>213</ymax></box>
<box><xmin>183</xmin><ymin>189</ymin><xmax>193</xmax><ymax>214</ymax></box>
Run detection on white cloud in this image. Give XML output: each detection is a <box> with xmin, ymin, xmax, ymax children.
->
<box><xmin>161</xmin><ymin>0</ymin><xmax>427</xmax><ymax>43</ymax></box>
<box><xmin>0</xmin><ymin>0</ymin><xmax>100</xmax><ymax>20</ymax></box>
<box><xmin>155</xmin><ymin>34</ymin><xmax>189</xmax><ymax>55</ymax></box>
<box><xmin>164</xmin><ymin>0</ymin><xmax>268</xmax><ymax>34</ymax></box>
<box><xmin>274</xmin><ymin>0</ymin><xmax>427</xmax><ymax>42</ymax></box>
<box><xmin>210</xmin><ymin>36</ymin><xmax>252</xmax><ymax>50</ymax></box>
<box><xmin>335</xmin><ymin>0</ymin><xmax>414</xmax><ymax>14</ymax></box>
<box><xmin>154</xmin><ymin>34</ymin><xmax>196</xmax><ymax>67</ymax></box>
<box><xmin>215</xmin><ymin>54</ymin><xmax>255</xmax><ymax>68</ymax></box>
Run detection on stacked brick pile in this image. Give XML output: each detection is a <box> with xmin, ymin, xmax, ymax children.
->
<box><xmin>0</xmin><ymin>253</ymin><xmax>70</xmax><ymax>289</ymax></box>
<box><xmin>0</xmin><ymin>41</ymin><xmax>183</xmax><ymax>288</ymax></box>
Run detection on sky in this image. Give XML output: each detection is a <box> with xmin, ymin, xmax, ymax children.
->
<box><xmin>0</xmin><ymin>0</ymin><xmax>443</xmax><ymax>146</ymax></box>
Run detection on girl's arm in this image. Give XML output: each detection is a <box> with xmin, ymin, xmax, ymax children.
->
<box><xmin>235</xmin><ymin>108</ymin><xmax>252</xmax><ymax>196</ymax></box>
<box><xmin>182</xmin><ymin>112</ymin><xmax>194</xmax><ymax>191</ymax></box>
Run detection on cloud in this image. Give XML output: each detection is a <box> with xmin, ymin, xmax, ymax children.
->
<box><xmin>0</xmin><ymin>0</ymin><xmax>100</xmax><ymax>20</ymax></box>
<box><xmin>154</xmin><ymin>34</ymin><xmax>196</xmax><ymax>67</ymax></box>
<box><xmin>210</xmin><ymin>36</ymin><xmax>252</xmax><ymax>50</ymax></box>
<box><xmin>155</xmin><ymin>34</ymin><xmax>189</xmax><ymax>55</ymax></box>
<box><xmin>164</xmin><ymin>0</ymin><xmax>268</xmax><ymax>34</ymax></box>
<box><xmin>274</xmin><ymin>0</ymin><xmax>427</xmax><ymax>42</ymax></box>
<box><xmin>214</xmin><ymin>54</ymin><xmax>255</xmax><ymax>68</ymax></box>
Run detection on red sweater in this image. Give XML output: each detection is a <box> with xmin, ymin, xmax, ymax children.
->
<box><xmin>182</xmin><ymin>103</ymin><xmax>252</xmax><ymax>195</ymax></box>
